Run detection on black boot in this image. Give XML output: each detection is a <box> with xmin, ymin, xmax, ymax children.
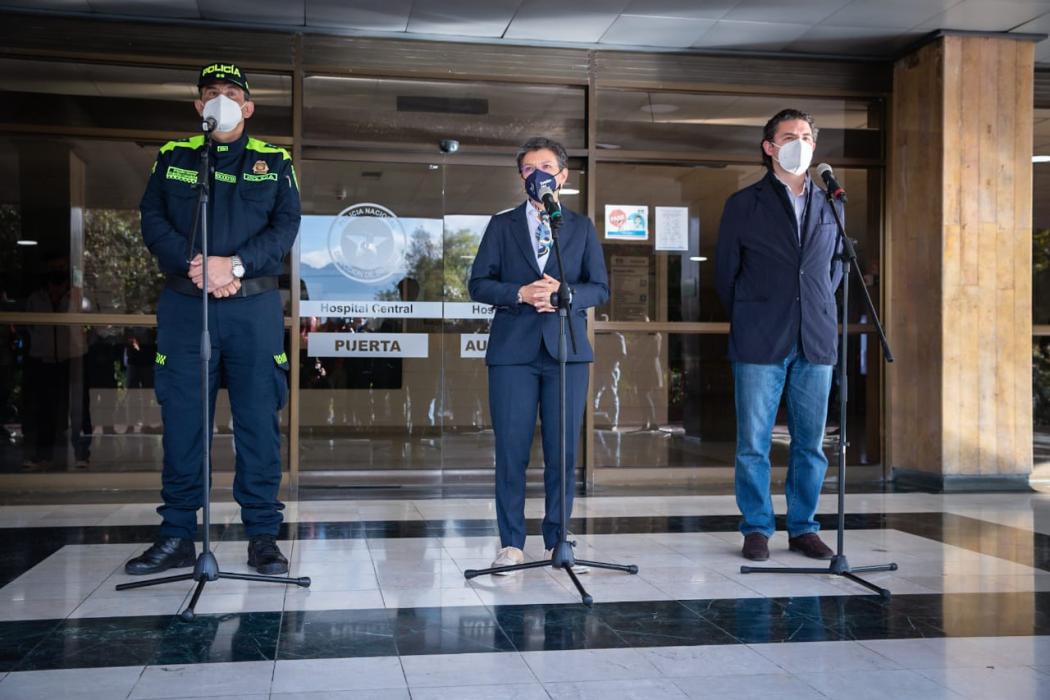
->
<box><xmin>248</xmin><ymin>535</ymin><xmax>288</xmax><ymax>575</ymax></box>
<box><xmin>125</xmin><ymin>537</ymin><xmax>196</xmax><ymax>575</ymax></box>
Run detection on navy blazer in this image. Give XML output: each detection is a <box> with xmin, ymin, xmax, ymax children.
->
<box><xmin>469</xmin><ymin>203</ymin><xmax>609</xmax><ymax>365</ymax></box>
<box><xmin>715</xmin><ymin>171</ymin><xmax>844</xmax><ymax>366</ymax></box>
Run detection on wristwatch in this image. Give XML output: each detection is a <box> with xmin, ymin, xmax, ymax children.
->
<box><xmin>230</xmin><ymin>255</ymin><xmax>245</xmax><ymax>279</ymax></box>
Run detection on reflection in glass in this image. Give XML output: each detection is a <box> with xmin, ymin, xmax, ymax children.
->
<box><xmin>592</xmin><ymin>331</ymin><xmax>879</xmax><ymax>470</ymax></box>
<box><xmin>594</xmin><ymin>163</ymin><xmax>879</xmax><ymax>324</ymax></box>
<box><xmin>304</xmin><ymin>76</ymin><xmax>585</xmax><ymax>149</ymax></box>
<box><xmin>597</xmin><ymin>89</ymin><xmax>882</xmax><ymax>159</ymax></box>
<box><xmin>0</xmin><ymin>57</ymin><xmax>292</xmax><ymax>136</ymax></box>
<box><xmin>0</xmin><ymin>324</ymin><xmax>289</xmax><ymax>474</ymax></box>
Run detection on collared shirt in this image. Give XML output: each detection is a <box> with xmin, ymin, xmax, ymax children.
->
<box><xmin>773</xmin><ymin>173</ymin><xmax>811</xmax><ymax>242</ymax></box>
<box><xmin>524</xmin><ymin>200</ymin><xmax>550</xmax><ymax>273</ymax></box>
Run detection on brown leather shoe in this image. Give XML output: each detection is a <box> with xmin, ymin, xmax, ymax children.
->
<box><xmin>742</xmin><ymin>533</ymin><xmax>769</xmax><ymax>561</ymax></box>
<box><xmin>788</xmin><ymin>533</ymin><xmax>834</xmax><ymax>560</ymax></box>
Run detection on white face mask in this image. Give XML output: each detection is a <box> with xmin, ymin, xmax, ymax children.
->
<box><xmin>772</xmin><ymin>138</ymin><xmax>814</xmax><ymax>176</ymax></box>
<box><xmin>202</xmin><ymin>94</ymin><xmax>244</xmax><ymax>133</ymax></box>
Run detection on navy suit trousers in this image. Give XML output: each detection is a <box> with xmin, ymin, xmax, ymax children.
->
<box><xmin>489</xmin><ymin>346</ymin><xmax>589</xmax><ymax>550</ymax></box>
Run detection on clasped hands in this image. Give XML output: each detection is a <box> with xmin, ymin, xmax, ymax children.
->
<box><xmin>189</xmin><ymin>254</ymin><xmax>240</xmax><ymax>298</ymax></box>
<box><xmin>519</xmin><ymin>273</ymin><xmax>561</xmax><ymax>313</ymax></box>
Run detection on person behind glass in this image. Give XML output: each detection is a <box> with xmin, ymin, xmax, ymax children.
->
<box><xmin>714</xmin><ymin>109</ymin><xmax>844</xmax><ymax>562</ymax></box>
<box><xmin>126</xmin><ymin>63</ymin><xmax>301</xmax><ymax>576</ymax></box>
<box><xmin>469</xmin><ymin>137</ymin><xmax>609</xmax><ymax>572</ymax></box>
<box><xmin>21</xmin><ymin>253</ymin><xmax>91</xmax><ymax>471</ymax></box>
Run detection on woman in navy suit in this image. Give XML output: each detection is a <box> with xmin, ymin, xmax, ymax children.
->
<box><xmin>468</xmin><ymin>137</ymin><xmax>609</xmax><ymax>572</ymax></box>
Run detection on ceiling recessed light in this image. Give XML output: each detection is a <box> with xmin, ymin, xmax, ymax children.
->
<box><xmin>689</xmin><ymin>256</ymin><xmax>708</xmax><ymax>262</ymax></box>
<box><xmin>560</xmin><ymin>188</ymin><xmax>580</xmax><ymax>195</ymax></box>
<box><xmin>1033</xmin><ymin>155</ymin><xmax>1050</xmax><ymax>163</ymax></box>
<box><xmin>16</xmin><ymin>240</ymin><xmax>37</xmax><ymax>246</ymax></box>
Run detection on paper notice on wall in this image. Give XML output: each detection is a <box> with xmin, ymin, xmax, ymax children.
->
<box><xmin>604</xmin><ymin>205</ymin><xmax>648</xmax><ymax>241</ymax></box>
<box><xmin>654</xmin><ymin>206</ymin><xmax>689</xmax><ymax>251</ymax></box>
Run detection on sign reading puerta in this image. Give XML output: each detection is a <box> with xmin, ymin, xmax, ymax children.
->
<box><xmin>298</xmin><ymin>204</ymin><xmax>493</xmax><ymax>359</ymax></box>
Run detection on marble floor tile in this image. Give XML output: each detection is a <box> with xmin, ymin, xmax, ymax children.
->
<box><xmin>544</xmin><ymin>677</ymin><xmax>689</xmax><ymax>699</ymax></box>
<box><xmin>521</xmin><ymin>647</ymin><xmax>661</xmax><ymax>682</ymax></box>
<box><xmin>379</xmin><ymin>587</ymin><xmax>483</xmax><ymax>609</ymax></box>
<box><xmin>408</xmin><ymin>683</ymin><xmax>548</xmax><ymax>699</ymax></box>
<box><xmin>271</xmin><ymin>657</ymin><xmax>406</xmax><ymax>694</ymax></box>
<box><xmin>0</xmin><ymin>665</ymin><xmax>145</xmax><ymax>699</ymax></box>
<box><xmin>917</xmin><ymin>665</ymin><xmax>1050</xmax><ymax>699</ymax></box>
<box><xmin>801</xmin><ymin>668</ymin><xmax>961</xmax><ymax>699</ymax></box>
<box><xmin>283</xmin><ymin>588</ymin><xmax>385</xmax><ymax>611</ymax></box>
<box><xmin>639</xmin><ymin>643</ymin><xmax>784</xmax><ymax>678</ymax></box>
<box><xmin>270</xmin><ymin>690</ymin><xmax>410</xmax><ymax>700</ymax></box>
<box><xmin>672</xmin><ymin>672</ymin><xmax>825</xmax><ymax>699</ymax></box>
<box><xmin>69</xmin><ymin>591</ymin><xmax>190</xmax><ymax>619</ymax></box>
<box><xmin>750</xmin><ymin>639</ymin><xmax>904</xmax><ymax>673</ymax></box>
<box><xmin>130</xmin><ymin>660</ymin><xmax>273</xmax><ymax>698</ymax></box>
<box><xmin>400</xmin><ymin>651</ymin><xmax>533</xmax><ymax>687</ymax></box>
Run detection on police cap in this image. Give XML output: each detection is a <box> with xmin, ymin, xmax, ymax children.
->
<box><xmin>197</xmin><ymin>62</ymin><xmax>250</xmax><ymax>95</ymax></box>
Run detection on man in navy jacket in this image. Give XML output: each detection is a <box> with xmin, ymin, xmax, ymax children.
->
<box><xmin>469</xmin><ymin>137</ymin><xmax>608</xmax><ymax>572</ymax></box>
<box><xmin>715</xmin><ymin>109</ymin><xmax>843</xmax><ymax>562</ymax></box>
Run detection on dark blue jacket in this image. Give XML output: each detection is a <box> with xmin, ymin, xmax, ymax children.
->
<box><xmin>140</xmin><ymin>132</ymin><xmax>301</xmax><ymax>278</ymax></box>
<box><xmin>469</xmin><ymin>203</ymin><xmax>609</xmax><ymax>365</ymax></box>
<box><xmin>715</xmin><ymin>171</ymin><xmax>844</xmax><ymax>365</ymax></box>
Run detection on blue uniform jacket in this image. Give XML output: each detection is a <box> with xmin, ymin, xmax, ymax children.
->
<box><xmin>140</xmin><ymin>132</ymin><xmax>301</xmax><ymax>278</ymax></box>
<box><xmin>715</xmin><ymin>170</ymin><xmax>844</xmax><ymax>366</ymax></box>
<box><xmin>469</xmin><ymin>203</ymin><xmax>609</xmax><ymax>365</ymax></box>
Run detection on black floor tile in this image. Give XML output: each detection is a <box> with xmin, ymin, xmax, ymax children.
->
<box><xmin>278</xmin><ymin>608</ymin><xmax>398</xmax><ymax>660</ymax></box>
<box><xmin>392</xmin><ymin>605</ymin><xmax>515</xmax><ymax>656</ymax></box>
<box><xmin>150</xmin><ymin>612</ymin><xmax>281</xmax><ymax>665</ymax></box>
<box><xmin>492</xmin><ymin>603</ymin><xmax>628</xmax><ymax>652</ymax></box>
<box><xmin>594</xmin><ymin>600</ymin><xmax>739</xmax><ymax>648</ymax></box>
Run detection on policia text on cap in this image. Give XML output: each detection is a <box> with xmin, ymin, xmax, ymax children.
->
<box><xmin>125</xmin><ymin>62</ymin><xmax>302</xmax><ymax>577</ymax></box>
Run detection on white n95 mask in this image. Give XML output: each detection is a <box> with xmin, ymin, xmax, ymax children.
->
<box><xmin>772</xmin><ymin>139</ymin><xmax>814</xmax><ymax>176</ymax></box>
<box><xmin>202</xmin><ymin>94</ymin><xmax>243</xmax><ymax>133</ymax></box>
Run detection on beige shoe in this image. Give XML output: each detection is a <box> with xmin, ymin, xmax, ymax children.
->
<box><xmin>490</xmin><ymin>546</ymin><xmax>524</xmax><ymax>575</ymax></box>
<box><xmin>544</xmin><ymin>548</ymin><xmax>590</xmax><ymax>574</ymax></box>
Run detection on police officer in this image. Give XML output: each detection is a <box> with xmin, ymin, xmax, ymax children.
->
<box><xmin>126</xmin><ymin>63</ymin><xmax>301</xmax><ymax>576</ymax></box>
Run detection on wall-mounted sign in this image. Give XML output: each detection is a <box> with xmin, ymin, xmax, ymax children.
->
<box><xmin>655</xmin><ymin>206</ymin><xmax>689</xmax><ymax>251</ymax></box>
<box><xmin>307</xmin><ymin>332</ymin><xmax>429</xmax><ymax>358</ymax></box>
<box><xmin>605</xmin><ymin>204</ymin><xmax>648</xmax><ymax>241</ymax></box>
<box><xmin>460</xmin><ymin>333</ymin><xmax>489</xmax><ymax>358</ymax></box>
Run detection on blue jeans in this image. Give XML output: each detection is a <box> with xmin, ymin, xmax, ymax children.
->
<box><xmin>733</xmin><ymin>345</ymin><xmax>833</xmax><ymax>538</ymax></box>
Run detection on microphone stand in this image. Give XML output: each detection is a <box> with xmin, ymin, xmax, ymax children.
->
<box><xmin>116</xmin><ymin>121</ymin><xmax>310</xmax><ymax>620</ymax></box>
<box><xmin>740</xmin><ymin>186</ymin><xmax>897</xmax><ymax>599</ymax></box>
<box><xmin>465</xmin><ymin>208</ymin><xmax>638</xmax><ymax>607</ymax></box>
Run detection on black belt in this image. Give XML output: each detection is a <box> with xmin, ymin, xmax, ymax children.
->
<box><xmin>165</xmin><ymin>274</ymin><xmax>278</xmax><ymax>298</ymax></box>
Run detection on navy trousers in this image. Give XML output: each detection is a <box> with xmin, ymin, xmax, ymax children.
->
<box><xmin>154</xmin><ymin>287</ymin><xmax>288</xmax><ymax>539</ymax></box>
<box><xmin>489</xmin><ymin>346</ymin><xmax>589</xmax><ymax>550</ymax></box>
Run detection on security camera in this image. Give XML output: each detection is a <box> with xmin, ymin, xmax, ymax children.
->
<box><xmin>439</xmin><ymin>139</ymin><xmax>460</xmax><ymax>154</ymax></box>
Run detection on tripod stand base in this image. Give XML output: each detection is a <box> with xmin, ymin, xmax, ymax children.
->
<box><xmin>116</xmin><ymin>552</ymin><xmax>311</xmax><ymax>619</ymax></box>
<box><xmin>741</xmin><ymin>554</ymin><xmax>897</xmax><ymax>599</ymax></box>
<box><xmin>464</xmin><ymin>557</ymin><xmax>639</xmax><ymax>607</ymax></box>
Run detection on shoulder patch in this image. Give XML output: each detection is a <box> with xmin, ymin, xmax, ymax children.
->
<box><xmin>246</xmin><ymin>137</ymin><xmax>291</xmax><ymax>161</ymax></box>
<box><xmin>159</xmin><ymin>135</ymin><xmax>206</xmax><ymax>155</ymax></box>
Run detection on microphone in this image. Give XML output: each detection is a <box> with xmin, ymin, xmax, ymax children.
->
<box><xmin>537</xmin><ymin>183</ymin><xmax>562</xmax><ymax>220</ymax></box>
<box><xmin>202</xmin><ymin>116</ymin><xmax>217</xmax><ymax>132</ymax></box>
<box><xmin>817</xmin><ymin>163</ymin><xmax>847</xmax><ymax>203</ymax></box>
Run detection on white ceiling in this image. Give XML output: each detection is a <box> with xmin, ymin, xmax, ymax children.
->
<box><xmin>3</xmin><ymin>0</ymin><xmax>1049</xmax><ymax>63</ymax></box>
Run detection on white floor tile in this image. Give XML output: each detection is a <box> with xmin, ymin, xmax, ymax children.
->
<box><xmin>0</xmin><ymin>665</ymin><xmax>145</xmax><ymax>699</ymax></box>
<box><xmin>672</xmin><ymin>673</ymin><xmax>825</xmax><ymax>699</ymax></box>
<box><xmin>917</xmin><ymin>666</ymin><xmax>1050</xmax><ymax>699</ymax></box>
<box><xmin>408</xmin><ymin>684</ymin><xmax>549</xmax><ymax>699</ymax></box>
<box><xmin>400</xmin><ymin>652</ymin><xmax>533</xmax><ymax>687</ymax></box>
<box><xmin>271</xmin><ymin>657</ymin><xmax>406</xmax><ymax>694</ymax></box>
<box><xmin>639</xmin><ymin>644</ymin><xmax>784</xmax><ymax>677</ymax></box>
<box><xmin>801</xmin><ymin>668</ymin><xmax>961</xmax><ymax>699</ymax></box>
<box><xmin>130</xmin><ymin>660</ymin><xmax>273</xmax><ymax>698</ymax></box>
<box><xmin>544</xmin><ymin>677</ymin><xmax>689</xmax><ymax>699</ymax></box>
<box><xmin>521</xmin><ymin>648</ymin><xmax>661</xmax><ymax>682</ymax></box>
<box><xmin>751</xmin><ymin>640</ymin><xmax>903</xmax><ymax>673</ymax></box>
